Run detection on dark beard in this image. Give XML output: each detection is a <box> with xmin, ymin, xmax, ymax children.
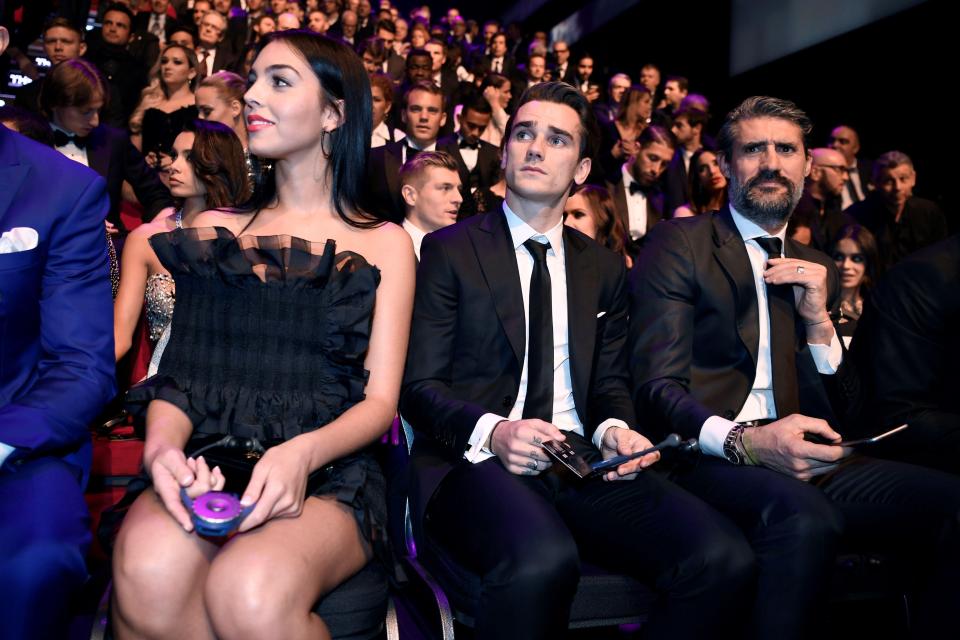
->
<box><xmin>729</xmin><ymin>169</ymin><xmax>802</xmax><ymax>230</ymax></box>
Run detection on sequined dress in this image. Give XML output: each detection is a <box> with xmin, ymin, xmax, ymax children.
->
<box><xmin>145</xmin><ymin>273</ymin><xmax>175</xmax><ymax>376</ymax></box>
<box><xmin>126</xmin><ymin>226</ymin><xmax>386</xmax><ymax>546</ymax></box>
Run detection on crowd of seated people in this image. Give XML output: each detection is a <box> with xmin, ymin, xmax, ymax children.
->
<box><xmin>0</xmin><ymin>2</ymin><xmax>957</xmax><ymax>638</ymax></box>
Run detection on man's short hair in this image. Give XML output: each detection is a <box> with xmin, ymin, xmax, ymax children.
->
<box><xmin>716</xmin><ymin>96</ymin><xmax>812</xmax><ymax>160</ymax></box>
<box><xmin>872</xmin><ymin>150</ymin><xmax>914</xmax><ymax>182</ymax></box>
<box><xmin>665</xmin><ymin>75</ymin><xmax>688</xmax><ymax>92</ymax></box>
<box><xmin>506</xmin><ymin>81</ymin><xmax>600</xmax><ymax>162</ymax></box>
<box><xmin>406</xmin><ymin>47</ymin><xmax>431</xmax><ymax>62</ymax></box>
<box><xmin>103</xmin><ymin>2</ymin><xmax>135</xmax><ymax>23</ymax></box>
<box><xmin>638</xmin><ymin>124</ymin><xmax>676</xmax><ymax>151</ymax></box>
<box><xmin>672</xmin><ymin>106</ymin><xmax>709</xmax><ymax>129</ymax></box>
<box><xmin>426</xmin><ymin>38</ymin><xmax>446</xmax><ymax>53</ymax></box>
<box><xmin>403</xmin><ymin>79</ymin><xmax>445</xmax><ymax>109</ymax></box>
<box><xmin>43</xmin><ymin>16</ymin><xmax>84</xmax><ymax>40</ymax></box>
<box><xmin>680</xmin><ymin>93</ymin><xmax>710</xmax><ymax>113</ymax></box>
<box><xmin>461</xmin><ymin>93</ymin><xmax>492</xmax><ymax>117</ymax></box>
<box><xmin>374</xmin><ymin>18</ymin><xmax>396</xmax><ymax>35</ymax></box>
<box><xmin>39</xmin><ymin>58</ymin><xmax>110</xmax><ymax>117</ymax></box>
<box><xmin>400</xmin><ymin>149</ymin><xmax>459</xmax><ymax>188</ymax></box>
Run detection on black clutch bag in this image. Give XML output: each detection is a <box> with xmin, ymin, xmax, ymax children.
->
<box><xmin>188</xmin><ymin>435</ymin><xmax>328</xmax><ymax>496</ymax></box>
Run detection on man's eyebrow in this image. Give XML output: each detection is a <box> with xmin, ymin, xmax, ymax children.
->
<box><xmin>548</xmin><ymin>126</ymin><xmax>574</xmax><ymax>139</ymax></box>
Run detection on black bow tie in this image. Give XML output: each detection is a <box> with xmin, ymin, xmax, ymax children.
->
<box><xmin>53</xmin><ymin>129</ymin><xmax>88</xmax><ymax>149</ymax></box>
<box><xmin>629</xmin><ymin>180</ymin><xmax>644</xmax><ymax>195</ymax></box>
<box><xmin>459</xmin><ymin>138</ymin><xmax>479</xmax><ymax>150</ymax></box>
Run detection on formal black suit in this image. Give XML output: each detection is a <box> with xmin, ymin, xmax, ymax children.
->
<box><xmin>132</xmin><ymin>11</ymin><xmax>182</xmax><ymax>42</ymax></box>
<box><xmin>400</xmin><ymin>207</ymin><xmax>752</xmax><ymax>640</ymax></box>
<box><xmin>80</xmin><ymin>125</ymin><xmax>173</xmax><ymax>230</ymax></box>
<box><xmin>852</xmin><ymin>234</ymin><xmax>960</xmax><ymax>473</ymax></box>
<box><xmin>787</xmin><ymin>190</ymin><xmax>853</xmax><ymax>252</ymax></box>
<box><xmin>362</xmin><ymin>140</ymin><xmax>405</xmax><ymax>224</ymax></box>
<box><xmin>629</xmin><ymin>206</ymin><xmax>960</xmax><ymax>639</ymax></box>
<box><xmin>661</xmin><ymin>147</ymin><xmax>691</xmax><ymax>218</ymax></box>
<box><xmin>436</xmin><ymin>133</ymin><xmax>500</xmax><ymax>218</ymax></box>
<box><xmin>606</xmin><ymin>173</ymin><xmax>665</xmax><ymax>241</ymax></box>
<box><xmin>847</xmin><ymin>192</ymin><xmax>948</xmax><ymax>269</ymax></box>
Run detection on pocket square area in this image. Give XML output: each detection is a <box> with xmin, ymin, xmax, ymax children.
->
<box><xmin>0</xmin><ymin>227</ymin><xmax>39</xmax><ymax>254</ymax></box>
<box><xmin>596</xmin><ymin>311</ymin><xmax>607</xmax><ymax>318</ymax></box>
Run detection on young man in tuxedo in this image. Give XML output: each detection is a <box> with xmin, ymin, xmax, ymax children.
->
<box><xmin>436</xmin><ymin>95</ymin><xmax>500</xmax><ymax>218</ymax></box>
<box><xmin>365</xmin><ymin>81</ymin><xmax>446</xmax><ymax>223</ymax></box>
<box><xmin>400</xmin><ymin>81</ymin><xmax>750</xmax><ymax>640</ymax></box>
<box><xmin>399</xmin><ymin>150</ymin><xmax>463</xmax><ymax>260</ymax></box>
<box><xmin>606</xmin><ymin>125</ymin><xmax>674</xmax><ymax>243</ymax></box>
<box><xmin>629</xmin><ymin>95</ymin><xmax>960</xmax><ymax>639</ymax></box>
<box><xmin>0</xmin><ymin>26</ymin><xmax>116</xmax><ymax>640</ymax></box>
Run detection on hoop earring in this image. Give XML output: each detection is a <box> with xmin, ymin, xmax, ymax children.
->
<box><xmin>320</xmin><ymin>129</ymin><xmax>333</xmax><ymax>159</ymax></box>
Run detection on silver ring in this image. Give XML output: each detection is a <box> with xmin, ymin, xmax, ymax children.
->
<box><xmin>796</xmin><ymin>266</ymin><xmax>805</xmax><ymax>274</ymax></box>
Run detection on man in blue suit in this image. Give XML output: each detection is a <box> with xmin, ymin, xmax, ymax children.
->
<box><xmin>0</xmin><ymin>25</ymin><xmax>116</xmax><ymax>640</ymax></box>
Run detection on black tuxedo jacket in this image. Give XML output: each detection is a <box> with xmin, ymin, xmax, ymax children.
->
<box><xmin>436</xmin><ymin>134</ymin><xmax>500</xmax><ymax>218</ymax></box>
<box><xmin>628</xmin><ymin>206</ymin><xmax>859</xmax><ymax>440</ymax></box>
<box><xmin>662</xmin><ymin>148</ymin><xmax>690</xmax><ymax>217</ymax></box>
<box><xmin>84</xmin><ymin>125</ymin><xmax>173</xmax><ymax>229</ymax></box>
<box><xmin>400</xmin><ymin>208</ymin><xmax>636</xmax><ymax>534</ymax></box>
<box><xmin>363</xmin><ymin>140</ymin><xmax>405</xmax><ymax>224</ymax></box>
<box><xmin>132</xmin><ymin>12</ymin><xmax>182</xmax><ymax>41</ymax></box>
<box><xmin>607</xmin><ymin>174</ymin><xmax>665</xmax><ymax>239</ymax></box>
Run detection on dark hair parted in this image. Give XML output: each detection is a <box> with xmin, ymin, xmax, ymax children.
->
<box><xmin>246</xmin><ymin>30</ymin><xmax>377</xmax><ymax>228</ymax></box>
<box><xmin>505</xmin><ymin>81</ymin><xmax>599</xmax><ymax>162</ymax></box>
<box><xmin>39</xmin><ymin>58</ymin><xmax>109</xmax><ymax>117</ymax></box>
<box><xmin>461</xmin><ymin>93</ymin><xmax>492</xmax><ymax>117</ymax></box>
<box><xmin>102</xmin><ymin>2</ymin><xmax>135</xmax><ymax>23</ymax></box>
<box><xmin>686</xmin><ymin>147</ymin><xmax>728</xmax><ymax>215</ymax></box>
<box><xmin>672</xmin><ymin>106</ymin><xmax>709</xmax><ymax>129</ymax></box>
<box><xmin>185</xmin><ymin>119</ymin><xmax>252</xmax><ymax>209</ymax></box>
<box><xmin>716</xmin><ymin>96</ymin><xmax>813</xmax><ymax>160</ymax></box>
<box><xmin>638</xmin><ymin>124</ymin><xmax>676</xmax><ymax>151</ymax></box>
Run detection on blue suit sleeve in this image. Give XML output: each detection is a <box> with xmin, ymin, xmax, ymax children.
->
<box><xmin>0</xmin><ymin>175</ymin><xmax>117</xmax><ymax>462</ymax></box>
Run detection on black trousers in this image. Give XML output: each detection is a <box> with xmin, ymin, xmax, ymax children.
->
<box><xmin>671</xmin><ymin>455</ymin><xmax>960</xmax><ymax>640</ymax></box>
<box><xmin>423</xmin><ymin>433</ymin><xmax>754</xmax><ymax>640</ymax></box>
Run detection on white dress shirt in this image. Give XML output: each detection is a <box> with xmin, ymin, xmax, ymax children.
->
<box><xmin>52</xmin><ymin>123</ymin><xmax>89</xmax><ymax>167</ymax></box>
<box><xmin>699</xmin><ymin>204</ymin><xmax>843</xmax><ymax>458</ymax></box>
<box><xmin>402</xmin><ymin>218</ymin><xmax>427</xmax><ymax>260</ymax></box>
<box><xmin>490</xmin><ymin>56</ymin><xmax>504</xmax><ymax>74</ymax></box>
<box><xmin>457</xmin><ymin>134</ymin><xmax>479</xmax><ymax>174</ymax></box>
<box><xmin>464</xmin><ymin>204</ymin><xmax>628</xmax><ymax>463</ymax></box>
<box><xmin>370</xmin><ymin>121</ymin><xmax>404</xmax><ymax>148</ymax></box>
<box><xmin>621</xmin><ymin>163</ymin><xmax>648</xmax><ymax>240</ymax></box>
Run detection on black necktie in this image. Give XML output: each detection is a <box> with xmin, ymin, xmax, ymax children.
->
<box><xmin>845</xmin><ymin>175</ymin><xmax>861</xmax><ymax>203</ymax></box>
<box><xmin>53</xmin><ymin>129</ymin><xmax>88</xmax><ymax>149</ymax></box>
<box><xmin>629</xmin><ymin>180</ymin><xmax>643</xmax><ymax>195</ymax></box>
<box><xmin>405</xmin><ymin>144</ymin><xmax>421</xmax><ymax>162</ymax></box>
<box><xmin>522</xmin><ymin>239</ymin><xmax>554</xmax><ymax>422</ymax></box>
<box><xmin>753</xmin><ymin>237</ymin><xmax>800</xmax><ymax>418</ymax></box>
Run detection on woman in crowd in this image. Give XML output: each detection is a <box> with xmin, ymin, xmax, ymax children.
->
<box><xmin>409</xmin><ymin>21</ymin><xmax>429</xmax><ymax>50</ymax></box>
<box><xmin>195</xmin><ymin>71</ymin><xmax>248</xmax><ymax>151</ymax></box>
<box><xmin>563</xmin><ymin>184</ymin><xmax>634</xmax><ymax>268</ymax></box>
<box><xmin>829</xmin><ymin>223</ymin><xmax>881</xmax><ymax>341</ymax></box>
<box><xmin>674</xmin><ymin>148</ymin><xmax>728</xmax><ymax>217</ymax></box>
<box><xmin>369</xmin><ymin>72</ymin><xmax>404</xmax><ymax>148</ymax></box>
<box><xmin>601</xmin><ymin>85</ymin><xmax>653</xmax><ymax>179</ymax></box>
<box><xmin>111</xmin><ymin>31</ymin><xmax>414</xmax><ymax>639</ymax></box>
<box><xmin>129</xmin><ymin>44</ymin><xmax>201</xmax><ymax>168</ymax></box>
<box><xmin>479</xmin><ymin>72</ymin><xmax>511</xmax><ymax>147</ymax></box>
<box><xmin>113</xmin><ymin>120</ymin><xmax>251</xmax><ymax>376</ymax></box>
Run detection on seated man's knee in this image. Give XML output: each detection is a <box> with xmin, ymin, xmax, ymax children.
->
<box><xmin>763</xmin><ymin>487</ymin><xmax>844</xmax><ymax>550</ymax></box>
<box><xmin>494</xmin><ymin>529</ymin><xmax>580</xmax><ymax>596</ymax></box>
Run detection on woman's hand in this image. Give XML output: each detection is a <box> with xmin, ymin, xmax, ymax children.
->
<box><xmin>237</xmin><ymin>439</ymin><xmax>314</xmax><ymax>532</ymax></box>
<box><xmin>146</xmin><ymin>444</ymin><xmax>195</xmax><ymax>531</ymax></box>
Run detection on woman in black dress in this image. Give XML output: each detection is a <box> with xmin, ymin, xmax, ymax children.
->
<box><xmin>112</xmin><ymin>31</ymin><xmax>415</xmax><ymax>639</ymax></box>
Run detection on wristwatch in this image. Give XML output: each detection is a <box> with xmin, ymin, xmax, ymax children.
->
<box><xmin>723</xmin><ymin>424</ymin><xmax>748</xmax><ymax>465</ymax></box>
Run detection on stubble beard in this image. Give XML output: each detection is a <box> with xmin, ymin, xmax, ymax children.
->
<box><xmin>729</xmin><ymin>169</ymin><xmax>802</xmax><ymax>231</ymax></box>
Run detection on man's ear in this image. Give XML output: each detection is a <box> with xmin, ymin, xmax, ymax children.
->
<box><xmin>573</xmin><ymin>156</ymin><xmax>591</xmax><ymax>186</ymax></box>
<box><xmin>401</xmin><ymin>183</ymin><xmax>418</xmax><ymax>207</ymax></box>
<box><xmin>439</xmin><ymin>110</ymin><xmax>447</xmax><ymax>128</ymax></box>
<box><xmin>79</xmin><ymin>42</ymin><xmax>88</xmax><ymax>57</ymax></box>
<box><xmin>0</xmin><ymin>26</ymin><xmax>10</xmax><ymax>57</ymax></box>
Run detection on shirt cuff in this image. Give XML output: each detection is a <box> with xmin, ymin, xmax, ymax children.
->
<box><xmin>592</xmin><ymin>419</ymin><xmax>629</xmax><ymax>451</ymax></box>
<box><xmin>808</xmin><ymin>331</ymin><xmax>842</xmax><ymax>374</ymax></box>
<box><xmin>699</xmin><ymin>415</ymin><xmax>738</xmax><ymax>459</ymax></box>
<box><xmin>464</xmin><ymin>412</ymin><xmax>507</xmax><ymax>463</ymax></box>
<box><xmin>0</xmin><ymin>442</ymin><xmax>15</xmax><ymax>469</ymax></box>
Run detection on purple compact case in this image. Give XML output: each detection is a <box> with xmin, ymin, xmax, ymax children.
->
<box><xmin>181</xmin><ymin>488</ymin><xmax>254</xmax><ymax>537</ymax></box>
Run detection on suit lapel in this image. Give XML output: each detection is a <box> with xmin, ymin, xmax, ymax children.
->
<box><xmin>384</xmin><ymin>142</ymin><xmax>402</xmax><ymax>210</ymax></box>
<box><xmin>564</xmin><ymin>228</ymin><xmax>597</xmax><ymax>415</ymax></box>
<box><xmin>85</xmin><ymin>127</ymin><xmax>111</xmax><ymax>178</ymax></box>
<box><xmin>0</xmin><ymin>128</ymin><xmax>30</xmax><ymax>223</ymax></box>
<box><xmin>646</xmin><ymin>192</ymin><xmax>664</xmax><ymax>232</ymax></box>
<box><xmin>468</xmin><ymin>209</ymin><xmax>526</xmax><ymax>365</ymax></box>
<box><xmin>712</xmin><ymin>206</ymin><xmax>760</xmax><ymax>369</ymax></box>
<box><xmin>611</xmin><ymin>178</ymin><xmax>629</xmax><ymax>233</ymax></box>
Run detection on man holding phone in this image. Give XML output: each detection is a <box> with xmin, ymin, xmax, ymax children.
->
<box><xmin>629</xmin><ymin>95</ymin><xmax>960</xmax><ymax>639</ymax></box>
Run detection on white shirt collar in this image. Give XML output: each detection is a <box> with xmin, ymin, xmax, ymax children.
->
<box><xmin>502</xmin><ymin>201</ymin><xmax>565</xmax><ymax>261</ymax></box>
<box><xmin>621</xmin><ymin>162</ymin><xmax>642</xmax><ymax>193</ymax></box>
<box><xmin>729</xmin><ymin>202</ymin><xmax>787</xmax><ymax>249</ymax></box>
<box><xmin>402</xmin><ymin>218</ymin><xmax>427</xmax><ymax>258</ymax></box>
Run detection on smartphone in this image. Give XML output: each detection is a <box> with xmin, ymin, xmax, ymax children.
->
<box><xmin>805</xmin><ymin>424</ymin><xmax>908</xmax><ymax>447</ymax></box>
